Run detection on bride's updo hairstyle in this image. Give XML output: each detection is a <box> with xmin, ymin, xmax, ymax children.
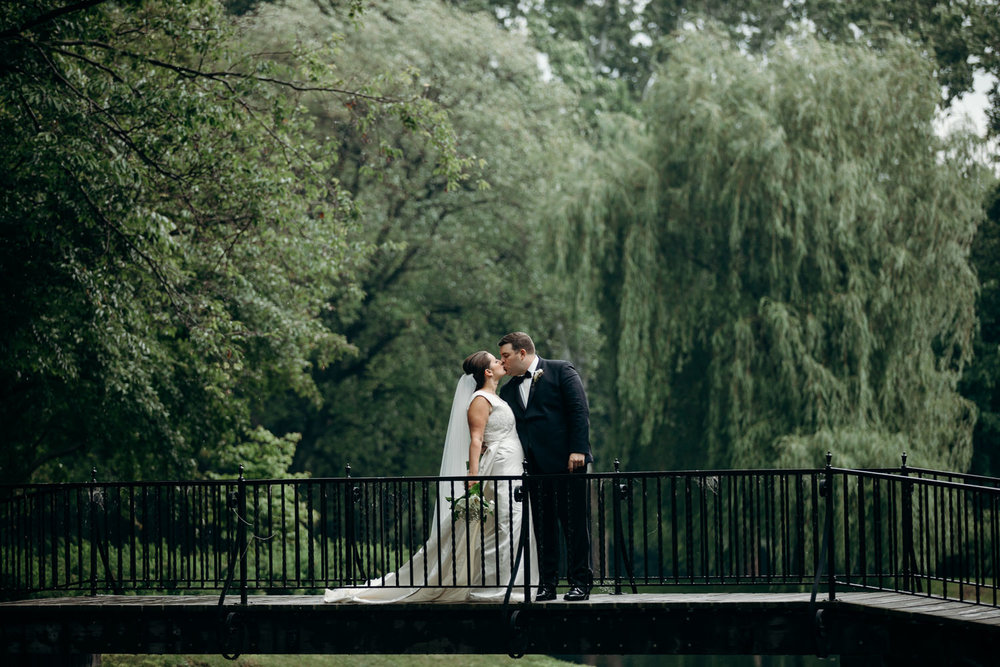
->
<box><xmin>463</xmin><ymin>351</ymin><xmax>492</xmax><ymax>390</ymax></box>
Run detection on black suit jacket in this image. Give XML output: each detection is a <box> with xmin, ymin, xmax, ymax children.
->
<box><xmin>499</xmin><ymin>357</ymin><xmax>592</xmax><ymax>474</ymax></box>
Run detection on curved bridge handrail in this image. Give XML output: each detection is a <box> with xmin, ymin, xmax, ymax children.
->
<box><xmin>3</xmin><ymin>458</ymin><xmax>998</xmax><ymax>612</ymax></box>
<box><xmin>830</xmin><ymin>466</ymin><xmax>1000</xmax><ymax>495</ymax></box>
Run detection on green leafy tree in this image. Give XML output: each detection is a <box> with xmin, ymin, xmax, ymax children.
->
<box><xmin>800</xmin><ymin>1</ymin><xmax>1000</xmax><ymax>135</ymax></box>
<box><xmin>459</xmin><ymin>1</ymin><xmax>1000</xmax><ymax>137</ymax></box>
<box><xmin>245</xmin><ymin>0</ymin><xmax>587</xmax><ymax>477</ymax></box>
<box><xmin>456</xmin><ymin>0</ymin><xmax>786</xmax><ymax>103</ymax></box>
<box><xmin>556</xmin><ymin>30</ymin><xmax>989</xmax><ymax>472</ymax></box>
<box><xmin>962</xmin><ymin>183</ymin><xmax>1000</xmax><ymax>476</ymax></box>
<box><xmin>0</xmin><ymin>0</ymin><xmax>458</xmax><ymax>482</ymax></box>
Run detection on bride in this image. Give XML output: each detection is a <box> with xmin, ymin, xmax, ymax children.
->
<box><xmin>324</xmin><ymin>351</ymin><xmax>536</xmax><ymax>602</ymax></box>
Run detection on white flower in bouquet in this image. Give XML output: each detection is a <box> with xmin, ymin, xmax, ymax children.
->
<box><xmin>446</xmin><ymin>482</ymin><xmax>495</xmax><ymax>523</ymax></box>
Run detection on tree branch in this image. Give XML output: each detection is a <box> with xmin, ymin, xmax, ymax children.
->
<box><xmin>45</xmin><ymin>39</ymin><xmax>409</xmax><ymax>104</ymax></box>
<box><xmin>68</xmin><ymin>169</ymin><xmax>190</xmax><ymax>327</ymax></box>
<box><xmin>0</xmin><ymin>0</ymin><xmax>107</xmax><ymax>42</ymax></box>
<box><xmin>28</xmin><ymin>39</ymin><xmax>183</xmax><ymax>182</ymax></box>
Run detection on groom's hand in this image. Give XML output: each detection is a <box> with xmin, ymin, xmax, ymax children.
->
<box><xmin>567</xmin><ymin>453</ymin><xmax>586</xmax><ymax>472</ymax></box>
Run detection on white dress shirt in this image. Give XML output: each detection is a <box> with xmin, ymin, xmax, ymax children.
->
<box><xmin>520</xmin><ymin>357</ymin><xmax>540</xmax><ymax>407</ymax></box>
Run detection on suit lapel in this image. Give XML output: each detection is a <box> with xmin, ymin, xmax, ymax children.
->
<box><xmin>524</xmin><ymin>358</ymin><xmax>545</xmax><ymax>416</ymax></box>
<box><xmin>504</xmin><ymin>380</ymin><xmax>526</xmax><ymax>417</ymax></box>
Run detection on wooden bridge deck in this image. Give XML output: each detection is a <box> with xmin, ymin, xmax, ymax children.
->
<box><xmin>2</xmin><ymin>591</ymin><xmax>998</xmax><ymax>664</ymax></box>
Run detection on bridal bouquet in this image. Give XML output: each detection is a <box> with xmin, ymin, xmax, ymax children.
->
<box><xmin>446</xmin><ymin>482</ymin><xmax>495</xmax><ymax>523</ymax></box>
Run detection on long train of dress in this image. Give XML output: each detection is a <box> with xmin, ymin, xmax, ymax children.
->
<box><xmin>324</xmin><ymin>388</ymin><xmax>535</xmax><ymax>603</ymax></box>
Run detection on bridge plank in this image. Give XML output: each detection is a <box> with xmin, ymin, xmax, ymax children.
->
<box><xmin>838</xmin><ymin>592</ymin><xmax>1000</xmax><ymax>626</ymax></box>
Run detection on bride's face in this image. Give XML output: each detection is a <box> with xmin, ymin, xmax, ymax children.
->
<box><xmin>487</xmin><ymin>354</ymin><xmax>506</xmax><ymax>380</ymax></box>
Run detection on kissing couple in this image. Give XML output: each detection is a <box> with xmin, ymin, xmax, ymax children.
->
<box><xmin>324</xmin><ymin>331</ymin><xmax>593</xmax><ymax>603</ymax></box>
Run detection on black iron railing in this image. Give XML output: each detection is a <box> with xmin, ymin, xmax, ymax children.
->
<box><xmin>2</xmin><ymin>455</ymin><xmax>999</xmax><ymax>608</ymax></box>
<box><xmin>830</xmin><ymin>458</ymin><xmax>1000</xmax><ymax>605</ymax></box>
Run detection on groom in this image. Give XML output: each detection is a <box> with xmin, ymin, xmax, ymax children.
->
<box><xmin>498</xmin><ymin>331</ymin><xmax>593</xmax><ymax>601</ymax></box>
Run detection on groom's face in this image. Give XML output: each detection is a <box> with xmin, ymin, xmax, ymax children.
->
<box><xmin>499</xmin><ymin>344</ymin><xmax>528</xmax><ymax>376</ymax></box>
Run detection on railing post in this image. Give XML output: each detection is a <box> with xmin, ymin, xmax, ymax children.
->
<box><xmin>521</xmin><ymin>460</ymin><xmax>531</xmax><ymax>604</ymax></box>
<box><xmin>900</xmin><ymin>452</ymin><xmax>916</xmax><ymax>593</ymax></box>
<box><xmin>344</xmin><ymin>463</ymin><xmax>354</xmax><ymax>585</ymax></box>
<box><xmin>613</xmin><ymin>459</ymin><xmax>623</xmax><ymax>594</ymax></box>
<box><xmin>824</xmin><ymin>452</ymin><xmax>835</xmax><ymax>602</ymax></box>
<box><xmin>611</xmin><ymin>459</ymin><xmax>638</xmax><ymax>595</ymax></box>
<box><xmin>89</xmin><ymin>467</ymin><xmax>98</xmax><ymax>596</ymax></box>
<box><xmin>238</xmin><ymin>464</ymin><xmax>247</xmax><ymax>606</ymax></box>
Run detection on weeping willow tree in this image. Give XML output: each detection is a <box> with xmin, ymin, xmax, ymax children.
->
<box><xmin>557</xmin><ymin>30</ymin><xmax>990</xmax><ymax>472</ymax></box>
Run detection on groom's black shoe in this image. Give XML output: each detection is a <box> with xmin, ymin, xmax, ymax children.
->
<box><xmin>535</xmin><ymin>585</ymin><xmax>557</xmax><ymax>602</ymax></box>
<box><xmin>563</xmin><ymin>586</ymin><xmax>590</xmax><ymax>602</ymax></box>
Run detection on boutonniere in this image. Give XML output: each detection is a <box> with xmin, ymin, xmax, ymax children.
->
<box><xmin>531</xmin><ymin>369</ymin><xmax>544</xmax><ymax>385</ymax></box>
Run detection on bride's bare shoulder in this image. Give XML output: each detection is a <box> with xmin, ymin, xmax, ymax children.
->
<box><xmin>468</xmin><ymin>392</ymin><xmax>495</xmax><ymax>410</ymax></box>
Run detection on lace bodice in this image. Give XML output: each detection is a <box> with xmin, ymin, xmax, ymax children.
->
<box><xmin>470</xmin><ymin>390</ymin><xmax>517</xmax><ymax>448</ymax></box>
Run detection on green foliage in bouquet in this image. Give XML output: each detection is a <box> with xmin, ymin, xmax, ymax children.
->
<box><xmin>445</xmin><ymin>482</ymin><xmax>494</xmax><ymax>523</ymax></box>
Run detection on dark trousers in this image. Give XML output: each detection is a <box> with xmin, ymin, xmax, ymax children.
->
<box><xmin>528</xmin><ymin>471</ymin><xmax>593</xmax><ymax>589</ymax></box>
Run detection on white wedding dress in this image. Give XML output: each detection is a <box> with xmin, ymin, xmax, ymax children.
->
<box><xmin>324</xmin><ymin>378</ymin><xmax>535</xmax><ymax>603</ymax></box>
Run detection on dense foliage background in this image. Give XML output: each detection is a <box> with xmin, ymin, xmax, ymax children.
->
<box><xmin>246</xmin><ymin>0</ymin><xmax>588</xmax><ymax>477</ymax></box>
<box><xmin>2</xmin><ymin>0</ymin><xmax>998</xmax><ymax>484</ymax></box>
